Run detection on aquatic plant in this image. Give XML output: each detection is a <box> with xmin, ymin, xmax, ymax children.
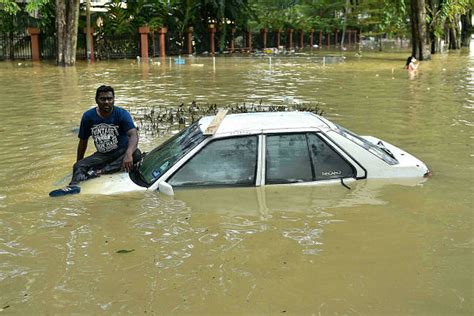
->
<box><xmin>134</xmin><ymin>100</ymin><xmax>325</xmax><ymax>136</ymax></box>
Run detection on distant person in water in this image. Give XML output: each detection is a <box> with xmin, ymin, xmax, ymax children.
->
<box><xmin>50</xmin><ymin>85</ymin><xmax>141</xmax><ymax>197</ymax></box>
<box><xmin>405</xmin><ymin>56</ymin><xmax>418</xmax><ymax>72</ymax></box>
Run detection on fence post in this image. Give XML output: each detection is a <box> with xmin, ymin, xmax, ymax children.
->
<box><xmin>246</xmin><ymin>30</ymin><xmax>252</xmax><ymax>51</ymax></box>
<box><xmin>157</xmin><ymin>27</ymin><xmax>168</xmax><ymax>58</ymax></box>
<box><xmin>139</xmin><ymin>26</ymin><xmax>150</xmax><ymax>58</ymax></box>
<box><xmin>287</xmin><ymin>29</ymin><xmax>293</xmax><ymax>49</ymax></box>
<box><xmin>274</xmin><ymin>29</ymin><xmax>281</xmax><ymax>48</ymax></box>
<box><xmin>209</xmin><ymin>24</ymin><xmax>216</xmax><ymax>55</ymax></box>
<box><xmin>28</xmin><ymin>27</ymin><xmax>40</xmax><ymax>61</ymax></box>
<box><xmin>186</xmin><ymin>26</ymin><xmax>193</xmax><ymax>55</ymax></box>
<box><xmin>299</xmin><ymin>29</ymin><xmax>304</xmax><ymax>49</ymax></box>
<box><xmin>260</xmin><ymin>28</ymin><xmax>268</xmax><ymax>49</ymax></box>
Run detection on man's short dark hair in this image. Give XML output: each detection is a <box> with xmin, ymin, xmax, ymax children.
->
<box><xmin>96</xmin><ymin>85</ymin><xmax>114</xmax><ymax>99</ymax></box>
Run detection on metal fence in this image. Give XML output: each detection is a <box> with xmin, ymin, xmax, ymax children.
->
<box><xmin>76</xmin><ymin>33</ymin><xmax>87</xmax><ymax>60</ymax></box>
<box><xmin>0</xmin><ymin>32</ymin><xmax>140</xmax><ymax>61</ymax></box>
<box><xmin>0</xmin><ymin>30</ymin><xmax>360</xmax><ymax>61</ymax></box>
<box><xmin>0</xmin><ymin>33</ymin><xmax>31</xmax><ymax>60</ymax></box>
<box><xmin>40</xmin><ymin>34</ymin><xmax>56</xmax><ymax>60</ymax></box>
<box><xmin>95</xmin><ymin>34</ymin><xmax>139</xmax><ymax>59</ymax></box>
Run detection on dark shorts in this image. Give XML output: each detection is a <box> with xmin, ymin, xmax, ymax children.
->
<box><xmin>70</xmin><ymin>148</ymin><xmax>141</xmax><ymax>185</ymax></box>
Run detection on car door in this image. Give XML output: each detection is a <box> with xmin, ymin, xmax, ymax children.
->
<box><xmin>166</xmin><ymin>135</ymin><xmax>259</xmax><ymax>188</ymax></box>
<box><xmin>262</xmin><ymin>132</ymin><xmax>357</xmax><ymax>185</ymax></box>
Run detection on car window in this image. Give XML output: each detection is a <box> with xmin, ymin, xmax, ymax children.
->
<box><xmin>307</xmin><ymin>133</ymin><xmax>355</xmax><ymax>180</ymax></box>
<box><xmin>168</xmin><ymin>136</ymin><xmax>258</xmax><ymax>187</ymax></box>
<box><xmin>266</xmin><ymin>133</ymin><xmax>355</xmax><ymax>184</ymax></box>
<box><xmin>266</xmin><ymin>134</ymin><xmax>313</xmax><ymax>184</ymax></box>
<box><xmin>139</xmin><ymin>123</ymin><xmax>207</xmax><ymax>185</ymax></box>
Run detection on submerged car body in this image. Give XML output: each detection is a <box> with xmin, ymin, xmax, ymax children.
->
<box><xmin>79</xmin><ymin>111</ymin><xmax>430</xmax><ymax>195</ymax></box>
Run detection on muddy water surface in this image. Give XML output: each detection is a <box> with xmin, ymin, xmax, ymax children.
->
<box><xmin>0</xmin><ymin>48</ymin><xmax>472</xmax><ymax>314</ymax></box>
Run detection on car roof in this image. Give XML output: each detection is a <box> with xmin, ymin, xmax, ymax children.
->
<box><xmin>198</xmin><ymin>111</ymin><xmax>336</xmax><ymax>136</ymax></box>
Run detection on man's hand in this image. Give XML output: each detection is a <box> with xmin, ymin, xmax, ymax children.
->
<box><xmin>123</xmin><ymin>128</ymin><xmax>138</xmax><ymax>172</ymax></box>
<box><xmin>122</xmin><ymin>152</ymin><xmax>134</xmax><ymax>172</ymax></box>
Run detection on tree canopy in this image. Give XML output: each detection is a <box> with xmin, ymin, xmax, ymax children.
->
<box><xmin>0</xmin><ymin>0</ymin><xmax>472</xmax><ymax>64</ymax></box>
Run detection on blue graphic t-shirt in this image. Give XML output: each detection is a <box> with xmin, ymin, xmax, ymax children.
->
<box><xmin>78</xmin><ymin>106</ymin><xmax>136</xmax><ymax>153</ymax></box>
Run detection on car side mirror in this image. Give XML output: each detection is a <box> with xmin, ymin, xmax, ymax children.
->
<box><xmin>158</xmin><ymin>181</ymin><xmax>174</xmax><ymax>196</ymax></box>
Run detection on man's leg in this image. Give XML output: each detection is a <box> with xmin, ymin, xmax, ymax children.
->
<box><xmin>101</xmin><ymin>149</ymin><xmax>142</xmax><ymax>174</ymax></box>
<box><xmin>50</xmin><ymin>154</ymin><xmax>106</xmax><ymax>196</ymax></box>
<box><xmin>70</xmin><ymin>151</ymin><xmax>113</xmax><ymax>185</ymax></box>
<box><xmin>51</xmin><ymin>149</ymin><xmax>142</xmax><ymax>197</ymax></box>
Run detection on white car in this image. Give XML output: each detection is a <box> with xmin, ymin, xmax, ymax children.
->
<box><xmin>79</xmin><ymin>111</ymin><xmax>431</xmax><ymax>196</ymax></box>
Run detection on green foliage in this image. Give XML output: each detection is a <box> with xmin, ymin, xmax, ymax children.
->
<box><xmin>379</xmin><ymin>0</ymin><xmax>408</xmax><ymax>36</ymax></box>
<box><xmin>24</xmin><ymin>0</ymin><xmax>51</xmax><ymax>13</ymax></box>
<box><xmin>0</xmin><ymin>0</ymin><xmax>20</xmax><ymax>15</ymax></box>
<box><xmin>0</xmin><ymin>2</ymin><xmax>33</xmax><ymax>33</ymax></box>
<box><xmin>0</xmin><ymin>0</ymin><xmax>54</xmax><ymax>34</ymax></box>
<box><xmin>0</xmin><ymin>0</ymin><xmax>50</xmax><ymax>14</ymax></box>
<box><xmin>250</xmin><ymin>0</ymin><xmax>298</xmax><ymax>30</ymax></box>
<box><xmin>349</xmin><ymin>0</ymin><xmax>408</xmax><ymax>36</ymax></box>
<box><xmin>427</xmin><ymin>0</ymin><xmax>472</xmax><ymax>39</ymax></box>
<box><xmin>1</xmin><ymin>0</ymin><xmax>471</xmax><ymax>56</ymax></box>
<box><xmin>250</xmin><ymin>0</ymin><xmax>412</xmax><ymax>42</ymax></box>
<box><xmin>96</xmin><ymin>0</ymin><xmax>166</xmax><ymax>35</ymax></box>
<box><xmin>35</xmin><ymin>1</ymin><xmax>55</xmax><ymax>34</ymax></box>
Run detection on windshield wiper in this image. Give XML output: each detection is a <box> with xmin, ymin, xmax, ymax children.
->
<box><xmin>377</xmin><ymin>141</ymin><xmax>396</xmax><ymax>160</ymax></box>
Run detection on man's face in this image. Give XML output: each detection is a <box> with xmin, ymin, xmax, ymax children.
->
<box><xmin>96</xmin><ymin>91</ymin><xmax>114</xmax><ymax>114</ymax></box>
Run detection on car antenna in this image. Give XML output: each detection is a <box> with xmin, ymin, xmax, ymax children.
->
<box><xmin>203</xmin><ymin>109</ymin><xmax>229</xmax><ymax>135</ymax></box>
<box><xmin>340</xmin><ymin>178</ymin><xmax>351</xmax><ymax>190</ymax></box>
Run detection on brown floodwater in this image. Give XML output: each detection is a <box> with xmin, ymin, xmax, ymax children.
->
<box><xmin>0</xmin><ymin>47</ymin><xmax>472</xmax><ymax>315</ymax></box>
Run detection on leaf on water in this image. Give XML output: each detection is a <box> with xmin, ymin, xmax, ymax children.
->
<box><xmin>116</xmin><ymin>249</ymin><xmax>135</xmax><ymax>254</ymax></box>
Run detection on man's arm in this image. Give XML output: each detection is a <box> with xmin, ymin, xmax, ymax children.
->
<box><xmin>76</xmin><ymin>138</ymin><xmax>88</xmax><ymax>162</ymax></box>
<box><xmin>122</xmin><ymin>128</ymin><xmax>138</xmax><ymax>171</ymax></box>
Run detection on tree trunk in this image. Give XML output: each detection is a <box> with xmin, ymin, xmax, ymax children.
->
<box><xmin>461</xmin><ymin>11</ymin><xmax>472</xmax><ymax>47</ymax></box>
<box><xmin>427</xmin><ymin>0</ymin><xmax>445</xmax><ymax>53</ymax></box>
<box><xmin>219</xmin><ymin>23</ymin><xmax>227</xmax><ymax>53</ymax></box>
<box><xmin>448</xmin><ymin>14</ymin><xmax>462</xmax><ymax>49</ymax></box>
<box><xmin>340</xmin><ymin>0</ymin><xmax>350</xmax><ymax>48</ymax></box>
<box><xmin>410</xmin><ymin>0</ymin><xmax>431</xmax><ymax>60</ymax></box>
<box><xmin>56</xmin><ymin>0</ymin><xmax>80</xmax><ymax>66</ymax></box>
<box><xmin>432</xmin><ymin>36</ymin><xmax>443</xmax><ymax>53</ymax></box>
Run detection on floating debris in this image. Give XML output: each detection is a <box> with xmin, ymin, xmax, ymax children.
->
<box><xmin>1</xmin><ymin>305</ymin><xmax>10</xmax><ymax>311</ymax></box>
<box><xmin>116</xmin><ymin>249</ymin><xmax>135</xmax><ymax>254</ymax></box>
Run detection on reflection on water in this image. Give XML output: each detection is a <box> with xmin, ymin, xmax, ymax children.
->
<box><xmin>0</xmin><ymin>50</ymin><xmax>472</xmax><ymax>314</ymax></box>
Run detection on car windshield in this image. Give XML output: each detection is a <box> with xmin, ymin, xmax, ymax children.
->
<box><xmin>334</xmin><ymin>125</ymin><xmax>399</xmax><ymax>165</ymax></box>
<box><xmin>139</xmin><ymin>122</ymin><xmax>208</xmax><ymax>185</ymax></box>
